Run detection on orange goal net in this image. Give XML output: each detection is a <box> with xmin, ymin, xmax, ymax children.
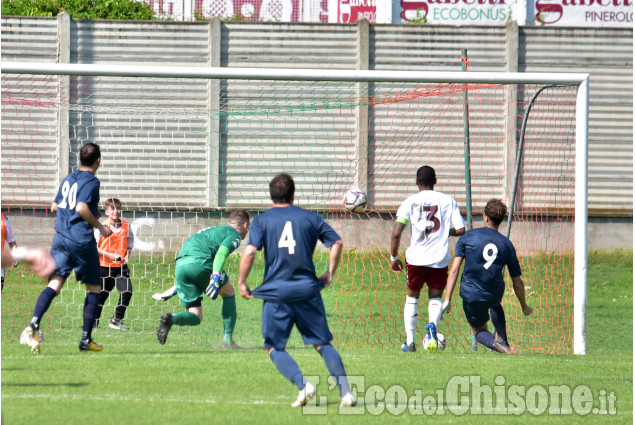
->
<box><xmin>1</xmin><ymin>67</ymin><xmax>580</xmax><ymax>353</ymax></box>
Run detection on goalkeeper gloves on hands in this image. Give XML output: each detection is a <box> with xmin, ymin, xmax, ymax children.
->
<box><xmin>205</xmin><ymin>273</ymin><xmax>221</xmax><ymax>300</ymax></box>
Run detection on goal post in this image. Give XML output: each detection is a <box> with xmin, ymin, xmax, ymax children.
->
<box><xmin>0</xmin><ymin>62</ymin><xmax>589</xmax><ymax>354</ymax></box>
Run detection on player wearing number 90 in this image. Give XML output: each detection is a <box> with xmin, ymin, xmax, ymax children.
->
<box><xmin>20</xmin><ymin>143</ymin><xmax>113</xmax><ymax>355</ymax></box>
<box><xmin>443</xmin><ymin>199</ymin><xmax>533</xmax><ymax>353</ymax></box>
<box><xmin>238</xmin><ymin>173</ymin><xmax>356</xmax><ymax>408</ymax></box>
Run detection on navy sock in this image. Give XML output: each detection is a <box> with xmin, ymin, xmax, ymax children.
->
<box><xmin>32</xmin><ymin>287</ymin><xmax>58</xmax><ymax>327</ymax></box>
<box><xmin>269</xmin><ymin>349</ymin><xmax>305</xmax><ymax>390</ymax></box>
<box><xmin>490</xmin><ymin>304</ymin><xmax>508</xmax><ymax>344</ymax></box>
<box><xmin>317</xmin><ymin>344</ymin><xmax>351</xmax><ymax>396</ymax></box>
<box><xmin>475</xmin><ymin>330</ymin><xmax>496</xmax><ymax>350</ymax></box>
<box><xmin>82</xmin><ymin>292</ymin><xmax>100</xmax><ymax>341</ymax></box>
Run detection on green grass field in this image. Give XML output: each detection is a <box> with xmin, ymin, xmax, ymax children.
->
<box><xmin>1</xmin><ymin>250</ymin><xmax>632</xmax><ymax>424</ymax></box>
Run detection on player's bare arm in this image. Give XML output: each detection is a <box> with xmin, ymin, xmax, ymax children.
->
<box><xmin>8</xmin><ymin>240</ymin><xmax>19</xmax><ymax>268</ymax></box>
<box><xmin>390</xmin><ymin>222</ymin><xmax>406</xmax><ymax>272</ymax></box>
<box><xmin>97</xmin><ymin>247</ymin><xmax>122</xmax><ymax>262</ymax></box>
<box><xmin>511</xmin><ymin>275</ymin><xmax>534</xmax><ymax>316</ymax></box>
<box><xmin>449</xmin><ymin>227</ymin><xmax>466</xmax><ymax>237</ymax></box>
<box><xmin>318</xmin><ymin>239</ymin><xmax>343</xmax><ymax>288</ymax></box>
<box><xmin>50</xmin><ymin>201</ymin><xmax>58</xmax><ymax>214</ymax></box>
<box><xmin>76</xmin><ymin>202</ymin><xmax>112</xmax><ymax>237</ymax></box>
<box><xmin>123</xmin><ymin>247</ymin><xmax>132</xmax><ymax>264</ymax></box>
<box><xmin>2</xmin><ymin>246</ymin><xmax>55</xmax><ymax>279</ymax></box>
<box><xmin>238</xmin><ymin>244</ymin><xmax>257</xmax><ymax>299</ymax></box>
<box><xmin>443</xmin><ymin>255</ymin><xmax>464</xmax><ymax>313</ymax></box>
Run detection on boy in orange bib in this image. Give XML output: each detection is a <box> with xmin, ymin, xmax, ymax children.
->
<box><xmin>95</xmin><ymin>198</ymin><xmax>134</xmax><ymax>330</ymax></box>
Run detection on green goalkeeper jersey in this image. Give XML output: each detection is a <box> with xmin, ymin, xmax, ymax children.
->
<box><xmin>176</xmin><ymin>225</ymin><xmax>242</xmax><ymax>271</ymax></box>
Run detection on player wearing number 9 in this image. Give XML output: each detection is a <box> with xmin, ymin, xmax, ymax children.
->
<box><xmin>443</xmin><ymin>199</ymin><xmax>533</xmax><ymax>354</ymax></box>
<box><xmin>20</xmin><ymin>143</ymin><xmax>113</xmax><ymax>355</ymax></box>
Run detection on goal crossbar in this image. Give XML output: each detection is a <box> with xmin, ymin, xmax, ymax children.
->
<box><xmin>2</xmin><ymin>62</ymin><xmax>589</xmax><ymax>85</ymax></box>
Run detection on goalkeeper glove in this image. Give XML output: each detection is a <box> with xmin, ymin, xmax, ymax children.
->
<box><xmin>205</xmin><ymin>273</ymin><xmax>221</xmax><ymax>300</ymax></box>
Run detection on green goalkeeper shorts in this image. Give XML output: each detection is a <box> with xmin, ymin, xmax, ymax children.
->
<box><xmin>174</xmin><ymin>256</ymin><xmax>229</xmax><ymax>308</ymax></box>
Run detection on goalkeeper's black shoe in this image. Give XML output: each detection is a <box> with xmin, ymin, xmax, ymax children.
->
<box><xmin>157</xmin><ymin>313</ymin><xmax>173</xmax><ymax>345</ymax></box>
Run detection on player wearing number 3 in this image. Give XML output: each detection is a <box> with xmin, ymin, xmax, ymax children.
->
<box><xmin>390</xmin><ymin>165</ymin><xmax>466</xmax><ymax>353</ymax></box>
<box><xmin>443</xmin><ymin>199</ymin><xmax>533</xmax><ymax>353</ymax></box>
<box><xmin>20</xmin><ymin>143</ymin><xmax>113</xmax><ymax>354</ymax></box>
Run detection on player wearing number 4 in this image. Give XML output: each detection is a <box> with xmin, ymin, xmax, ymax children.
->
<box><xmin>443</xmin><ymin>199</ymin><xmax>533</xmax><ymax>353</ymax></box>
<box><xmin>390</xmin><ymin>165</ymin><xmax>466</xmax><ymax>353</ymax></box>
<box><xmin>238</xmin><ymin>173</ymin><xmax>356</xmax><ymax>408</ymax></box>
<box><xmin>20</xmin><ymin>143</ymin><xmax>113</xmax><ymax>354</ymax></box>
<box><xmin>156</xmin><ymin>210</ymin><xmax>250</xmax><ymax>349</ymax></box>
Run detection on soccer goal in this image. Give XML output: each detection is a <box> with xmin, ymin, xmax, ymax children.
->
<box><xmin>0</xmin><ymin>62</ymin><xmax>589</xmax><ymax>354</ymax></box>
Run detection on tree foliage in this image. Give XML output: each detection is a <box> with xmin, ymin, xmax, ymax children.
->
<box><xmin>1</xmin><ymin>0</ymin><xmax>156</xmax><ymax>20</ymax></box>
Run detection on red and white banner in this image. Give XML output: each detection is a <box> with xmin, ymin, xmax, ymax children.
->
<box><xmin>532</xmin><ymin>0</ymin><xmax>632</xmax><ymax>27</ymax></box>
<box><xmin>144</xmin><ymin>0</ymin><xmax>632</xmax><ymax>26</ymax></box>
<box><xmin>147</xmin><ymin>0</ymin><xmax>330</xmax><ymax>22</ymax></box>
<box><xmin>400</xmin><ymin>0</ymin><xmax>512</xmax><ymax>25</ymax></box>
<box><xmin>400</xmin><ymin>0</ymin><xmax>632</xmax><ymax>26</ymax></box>
<box><xmin>328</xmin><ymin>0</ymin><xmax>393</xmax><ymax>23</ymax></box>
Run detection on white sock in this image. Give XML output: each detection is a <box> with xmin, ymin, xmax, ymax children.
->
<box><xmin>404</xmin><ymin>296</ymin><xmax>419</xmax><ymax>345</ymax></box>
<box><xmin>428</xmin><ymin>297</ymin><xmax>443</xmax><ymax>327</ymax></box>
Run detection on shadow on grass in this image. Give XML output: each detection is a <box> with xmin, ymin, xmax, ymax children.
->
<box><xmin>2</xmin><ymin>382</ymin><xmax>89</xmax><ymax>387</ymax></box>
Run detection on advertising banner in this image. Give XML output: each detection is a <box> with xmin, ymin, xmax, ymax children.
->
<box><xmin>532</xmin><ymin>0</ymin><xmax>632</xmax><ymax>27</ymax></box>
<box><xmin>400</xmin><ymin>0</ymin><xmax>512</xmax><ymax>25</ymax></box>
<box><xmin>328</xmin><ymin>0</ymin><xmax>393</xmax><ymax>22</ymax></box>
<box><xmin>147</xmin><ymin>0</ymin><xmax>330</xmax><ymax>22</ymax></box>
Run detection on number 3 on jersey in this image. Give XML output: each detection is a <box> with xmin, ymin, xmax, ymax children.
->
<box><xmin>57</xmin><ymin>181</ymin><xmax>78</xmax><ymax>210</ymax></box>
<box><xmin>278</xmin><ymin>221</ymin><xmax>296</xmax><ymax>254</ymax></box>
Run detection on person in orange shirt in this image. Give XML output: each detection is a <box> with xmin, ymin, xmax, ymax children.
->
<box><xmin>94</xmin><ymin>198</ymin><xmax>134</xmax><ymax>330</ymax></box>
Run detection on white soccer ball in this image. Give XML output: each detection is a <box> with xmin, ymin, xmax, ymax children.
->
<box><xmin>343</xmin><ymin>189</ymin><xmax>367</xmax><ymax>213</ymax></box>
<box><xmin>422</xmin><ymin>332</ymin><xmax>446</xmax><ymax>351</ymax></box>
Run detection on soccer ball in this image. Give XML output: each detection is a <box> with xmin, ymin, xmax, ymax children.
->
<box><xmin>423</xmin><ymin>332</ymin><xmax>446</xmax><ymax>351</ymax></box>
<box><xmin>343</xmin><ymin>189</ymin><xmax>367</xmax><ymax>213</ymax></box>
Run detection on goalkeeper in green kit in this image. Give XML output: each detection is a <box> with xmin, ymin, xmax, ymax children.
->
<box><xmin>156</xmin><ymin>210</ymin><xmax>250</xmax><ymax>349</ymax></box>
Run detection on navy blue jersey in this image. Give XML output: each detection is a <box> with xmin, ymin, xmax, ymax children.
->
<box><xmin>248</xmin><ymin>205</ymin><xmax>341</xmax><ymax>303</ymax></box>
<box><xmin>455</xmin><ymin>227</ymin><xmax>522</xmax><ymax>303</ymax></box>
<box><xmin>53</xmin><ymin>170</ymin><xmax>100</xmax><ymax>245</ymax></box>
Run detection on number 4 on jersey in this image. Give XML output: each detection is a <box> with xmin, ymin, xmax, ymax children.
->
<box><xmin>278</xmin><ymin>221</ymin><xmax>296</xmax><ymax>254</ymax></box>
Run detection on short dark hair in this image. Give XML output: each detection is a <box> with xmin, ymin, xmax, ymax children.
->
<box><xmin>269</xmin><ymin>173</ymin><xmax>295</xmax><ymax>204</ymax></box>
<box><xmin>484</xmin><ymin>199</ymin><xmax>507</xmax><ymax>226</ymax></box>
<box><xmin>80</xmin><ymin>143</ymin><xmax>101</xmax><ymax>167</ymax></box>
<box><xmin>416</xmin><ymin>166</ymin><xmax>436</xmax><ymax>187</ymax></box>
<box><xmin>104</xmin><ymin>198</ymin><xmax>121</xmax><ymax>209</ymax></box>
<box><xmin>228</xmin><ymin>209</ymin><xmax>250</xmax><ymax>227</ymax></box>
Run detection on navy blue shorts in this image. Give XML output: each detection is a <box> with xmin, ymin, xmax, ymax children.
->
<box><xmin>50</xmin><ymin>233</ymin><xmax>101</xmax><ymax>287</ymax></box>
<box><xmin>262</xmin><ymin>292</ymin><xmax>333</xmax><ymax>351</ymax></box>
<box><xmin>462</xmin><ymin>299</ymin><xmax>501</xmax><ymax>328</ymax></box>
